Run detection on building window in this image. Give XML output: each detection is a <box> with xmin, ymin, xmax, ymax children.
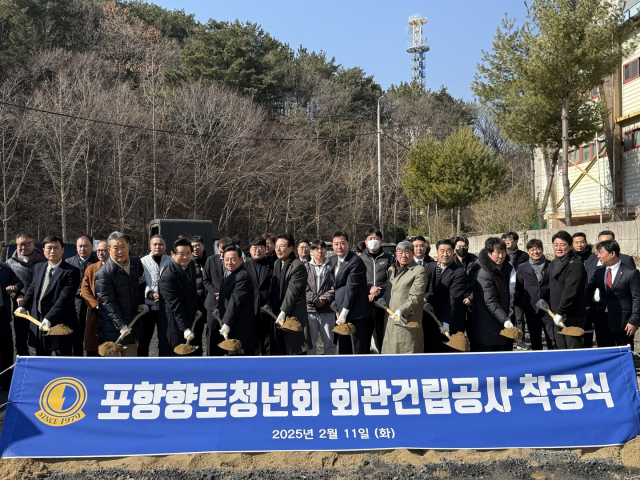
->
<box><xmin>624</xmin><ymin>58</ymin><xmax>640</xmax><ymax>84</ymax></box>
<box><xmin>625</xmin><ymin>131</ymin><xmax>633</xmax><ymax>151</ymax></box>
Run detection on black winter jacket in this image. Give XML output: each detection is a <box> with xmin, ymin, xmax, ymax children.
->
<box><xmin>549</xmin><ymin>250</ymin><xmax>587</xmax><ymax>326</ymax></box>
<box><xmin>472</xmin><ymin>249</ymin><xmax>513</xmax><ymax>346</ymax></box>
<box><xmin>95</xmin><ymin>256</ymin><xmax>147</xmax><ymax>344</ymax></box>
<box><xmin>360</xmin><ymin>249</ymin><xmax>393</xmax><ymax>300</ymax></box>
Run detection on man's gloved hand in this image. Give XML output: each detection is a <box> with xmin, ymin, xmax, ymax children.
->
<box><xmin>277</xmin><ymin>311</ymin><xmax>286</xmax><ymax>325</ymax></box>
<box><xmin>120</xmin><ymin>325</ymin><xmax>131</xmax><ymax>336</ymax></box>
<box><xmin>553</xmin><ymin>314</ymin><xmax>564</xmax><ymax>326</ymax></box>
<box><xmin>183</xmin><ymin>328</ymin><xmax>194</xmax><ymax>340</ymax></box>
<box><xmin>219</xmin><ymin>324</ymin><xmax>231</xmax><ymax>335</ymax></box>
<box><xmin>40</xmin><ymin>318</ymin><xmax>51</xmax><ymax>331</ymax></box>
<box><xmin>15</xmin><ymin>307</ymin><xmax>28</xmax><ymax>315</ymax></box>
<box><xmin>337</xmin><ymin>312</ymin><xmax>348</xmax><ymax>325</ymax></box>
<box><xmin>504</xmin><ymin>320</ymin><xmax>514</xmax><ymax>328</ymax></box>
<box><xmin>394</xmin><ymin>309</ymin><xmax>403</xmax><ymax>321</ymax></box>
<box><xmin>213</xmin><ymin>308</ymin><xmax>220</xmax><ymax>318</ymax></box>
<box><xmin>440</xmin><ymin>322</ymin><xmax>450</xmax><ymax>334</ymax></box>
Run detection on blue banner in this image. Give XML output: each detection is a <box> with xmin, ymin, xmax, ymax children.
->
<box><xmin>1</xmin><ymin>347</ymin><xmax>640</xmax><ymax>457</ymax></box>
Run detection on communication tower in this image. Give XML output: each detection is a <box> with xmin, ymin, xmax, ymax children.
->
<box><xmin>407</xmin><ymin>14</ymin><xmax>430</xmax><ymax>86</ymax></box>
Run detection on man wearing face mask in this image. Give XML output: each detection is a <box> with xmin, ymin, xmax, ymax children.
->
<box><xmin>360</xmin><ymin>227</ymin><xmax>393</xmax><ymax>353</ymax></box>
<box><xmin>501</xmin><ymin>232</ymin><xmax>530</xmax><ymax>350</ymax></box>
<box><xmin>411</xmin><ymin>236</ymin><xmax>433</xmax><ymax>266</ymax></box>
<box><xmin>452</xmin><ymin>236</ymin><xmax>478</xmax><ymax>346</ymax></box>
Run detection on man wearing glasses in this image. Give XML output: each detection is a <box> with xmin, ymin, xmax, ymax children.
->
<box><xmin>245</xmin><ymin>237</ymin><xmax>274</xmax><ymax>355</ymax></box>
<box><xmin>7</xmin><ymin>233</ymin><xmax>46</xmax><ymax>356</ymax></box>
<box><xmin>80</xmin><ymin>240</ymin><xmax>110</xmax><ymax>356</ymax></box>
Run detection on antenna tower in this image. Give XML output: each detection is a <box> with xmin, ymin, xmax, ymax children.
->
<box><xmin>407</xmin><ymin>14</ymin><xmax>430</xmax><ymax>86</ymax></box>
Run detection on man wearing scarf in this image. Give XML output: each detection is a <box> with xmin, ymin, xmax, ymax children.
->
<box><xmin>8</xmin><ymin>233</ymin><xmax>46</xmax><ymax>356</ymax></box>
<box><xmin>267</xmin><ymin>233</ymin><xmax>312</xmax><ymax>355</ymax></box>
<box><xmin>501</xmin><ymin>232</ymin><xmax>530</xmax><ymax>350</ymax></box>
<box><xmin>549</xmin><ymin>230</ymin><xmax>587</xmax><ymax>349</ymax></box>
<box><xmin>245</xmin><ymin>236</ymin><xmax>274</xmax><ymax>355</ymax></box>
<box><xmin>515</xmin><ymin>239</ymin><xmax>555</xmax><ymax>350</ymax></box>
<box><xmin>572</xmin><ymin>232</ymin><xmax>597</xmax><ymax>348</ymax></box>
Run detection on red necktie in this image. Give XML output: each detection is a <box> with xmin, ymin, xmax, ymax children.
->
<box><xmin>606</xmin><ymin>268</ymin><xmax>612</xmax><ymax>291</ymax></box>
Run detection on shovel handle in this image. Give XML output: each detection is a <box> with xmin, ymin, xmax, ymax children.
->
<box><xmin>537</xmin><ymin>304</ymin><xmax>566</xmax><ymax>327</ymax></box>
<box><xmin>328</xmin><ymin>304</ymin><xmax>340</xmax><ymax>318</ymax></box>
<box><xmin>186</xmin><ymin>311</ymin><xmax>203</xmax><ymax>346</ymax></box>
<box><xmin>380</xmin><ymin>306</ymin><xmax>407</xmax><ymax>324</ymax></box>
<box><xmin>422</xmin><ymin>305</ymin><xmax>451</xmax><ymax>339</ymax></box>
<box><xmin>14</xmin><ymin>310</ymin><xmax>49</xmax><ymax>332</ymax></box>
<box><xmin>260</xmin><ymin>306</ymin><xmax>279</xmax><ymax>321</ymax></box>
<box><xmin>115</xmin><ymin>305</ymin><xmax>149</xmax><ymax>345</ymax></box>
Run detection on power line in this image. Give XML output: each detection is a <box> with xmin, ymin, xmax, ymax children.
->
<box><xmin>0</xmin><ymin>100</ymin><xmax>377</xmax><ymax>142</ymax></box>
<box><xmin>382</xmin><ymin>132</ymin><xmax>411</xmax><ymax>151</ymax></box>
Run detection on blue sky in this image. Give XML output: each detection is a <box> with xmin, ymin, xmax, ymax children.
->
<box><xmin>152</xmin><ymin>0</ymin><xmax>529</xmax><ymax>101</ymax></box>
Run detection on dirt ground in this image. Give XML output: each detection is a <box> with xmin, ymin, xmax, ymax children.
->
<box><xmin>1</xmin><ymin>328</ymin><xmax>639</xmax><ymax>479</ymax></box>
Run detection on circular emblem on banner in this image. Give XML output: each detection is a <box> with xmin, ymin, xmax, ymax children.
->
<box><xmin>35</xmin><ymin>377</ymin><xmax>87</xmax><ymax>427</ymax></box>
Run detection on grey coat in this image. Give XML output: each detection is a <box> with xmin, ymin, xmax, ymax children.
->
<box><xmin>305</xmin><ymin>260</ymin><xmax>335</xmax><ymax>314</ymax></box>
<box><xmin>382</xmin><ymin>261</ymin><xmax>427</xmax><ymax>354</ymax></box>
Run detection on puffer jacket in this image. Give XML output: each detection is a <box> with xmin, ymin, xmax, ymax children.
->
<box><xmin>141</xmin><ymin>254</ymin><xmax>172</xmax><ymax>311</ymax></box>
<box><xmin>472</xmin><ymin>249</ymin><xmax>514</xmax><ymax>347</ymax></box>
<box><xmin>7</xmin><ymin>249</ymin><xmax>46</xmax><ymax>299</ymax></box>
<box><xmin>95</xmin><ymin>256</ymin><xmax>147</xmax><ymax>344</ymax></box>
<box><xmin>360</xmin><ymin>249</ymin><xmax>393</xmax><ymax>300</ymax></box>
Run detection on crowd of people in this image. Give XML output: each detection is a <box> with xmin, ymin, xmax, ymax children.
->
<box><xmin>0</xmin><ymin>226</ymin><xmax>636</xmax><ymax>388</ymax></box>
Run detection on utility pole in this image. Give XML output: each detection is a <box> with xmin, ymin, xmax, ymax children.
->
<box><xmin>377</xmin><ymin>95</ymin><xmax>384</xmax><ymax>237</ymax></box>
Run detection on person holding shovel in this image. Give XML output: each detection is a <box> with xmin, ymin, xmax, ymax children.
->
<box><xmin>267</xmin><ymin>233</ymin><xmax>313</xmax><ymax>355</ymax></box>
<box><xmin>423</xmin><ymin>239</ymin><xmax>467</xmax><ymax>353</ymax></box>
<box><xmin>94</xmin><ymin>231</ymin><xmax>147</xmax><ymax>357</ymax></box>
<box><xmin>158</xmin><ymin>238</ymin><xmax>200</xmax><ymax>356</ymax></box>
<box><xmin>80</xmin><ymin>240</ymin><xmax>110</xmax><ymax>357</ymax></box>
<box><xmin>17</xmin><ymin>235</ymin><xmax>81</xmax><ymax>356</ymax></box>
<box><xmin>216</xmin><ymin>246</ymin><xmax>258</xmax><ymax>356</ymax></box>
<box><xmin>471</xmin><ymin>237</ymin><xmax>516</xmax><ymax>352</ymax></box>
<box><xmin>549</xmin><ymin>230</ymin><xmax>587</xmax><ymax>349</ymax></box>
<box><xmin>381</xmin><ymin>241</ymin><xmax>426</xmax><ymax>354</ymax></box>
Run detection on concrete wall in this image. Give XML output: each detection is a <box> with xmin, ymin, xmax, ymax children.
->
<box><xmin>466</xmin><ymin>218</ymin><xmax>640</xmax><ymax>259</ymax></box>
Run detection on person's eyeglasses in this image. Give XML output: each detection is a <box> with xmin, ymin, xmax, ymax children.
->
<box><xmin>17</xmin><ymin>242</ymin><xmax>34</xmax><ymax>248</ymax></box>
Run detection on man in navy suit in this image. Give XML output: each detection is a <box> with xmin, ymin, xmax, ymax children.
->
<box><xmin>17</xmin><ymin>235</ymin><xmax>80</xmax><ymax>356</ymax></box>
<box><xmin>329</xmin><ymin>231</ymin><xmax>370</xmax><ymax>354</ymax></box>
<box><xmin>586</xmin><ymin>239</ymin><xmax>639</xmax><ymax>348</ymax></box>
<box><xmin>158</xmin><ymin>238</ymin><xmax>200</xmax><ymax>356</ymax></box>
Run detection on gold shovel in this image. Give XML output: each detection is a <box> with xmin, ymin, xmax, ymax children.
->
<box><xmin>174</xmin><ymin>311</ymin><xmax>203</xmax><ymax>355</ymax></box>
<box><xmin>98</xmin><ymin>305</ymin><xmax>149</xmax><ymax>356</ymax></box>
<box><xmin>260</xmin><ymin>305</ymin><xmax>302</xmax><ymax>332</ymax></box>
<box><xmin>14</xmin><ymin>308</ymin><xmax>73</xmax><ymax>336</ymax></box>
<box><xmin>328</xmin><ymin>304</ymin><xmax>356</xmax><ymax>335</ymax></box>
<box><xmin>422</xmin><ymin>305</ymin><xmax>470</xmax><ymax>352</ymax></box>
<box><xmin>535</xmin><ymin>300</ymin><xmax>585</xmax><ymax>337</ymax></box>
<box><xmin>212</xmin><ymin>311</ymin><xmax>242</xmax><ymax>352</ymax></box>
<box><xmin>373</xmin><ymin>301</ymin><xmax>418</xmax><ymax>328</ymax></box>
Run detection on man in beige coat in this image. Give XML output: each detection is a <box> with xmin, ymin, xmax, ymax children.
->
<box><xmin>380</xmin><ymin>241</ymin><xmax>427</xmax><ymax>354</ymax></box>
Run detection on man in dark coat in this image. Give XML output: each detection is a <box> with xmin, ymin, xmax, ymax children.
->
<box><xmin>411</xmin><ymin>236</ymin><xmax>434</xmax><ymax>265</ymax></box>
<box><xmin>8</xmin><ymin>233</ymin><xmax>46</xmax><ymax>356</ymax></box>
<box><xmin>501</xmin><ymin>232</ymin><xmax>530</xmax><ymax>350</ymax></box>
<box><xmin>572</xmin><ymin>232</ymin><xmax>598</xmax><ymax>348</ymax></box>
<box><xmin>95</xmin><ymin>231</ymin><xmax>147</xmax><ymax>356</ymax></box>
<box><xmin>472</xmin><ymin>237</ymin><xmax>516</xmax><ymax>352</ymax></box>
<box><xmin>158</xmin><ymin>238</ymin><xmax>200</xmax><ymax>356</ymax></box>
<box><xmin>360</xmin><ymin>227</ymin><xmax>393</xmax><ymax>352</ymax></box>
<box><xmin>549</xmin><ymin>230</ymin><xmax>587</xmax><ymax>350</ymax></box>
<box><xmin>329</xmin><ymin>231</ymin><xmax>370</xmax><ymax>355</ymax></box>
<box><xmin>218</xmin><ymin>246</ymin><xmax>258</xmax><ymax>356</ymax></box>
<box><xmin>268</xmin><ymin>233</ymin><xmax>312</xmax><ymax>355</ymax></box>
<box><xmin>245</xmin><ymin>236</ymin><xmax>274</xmax><ymax>355</ymax></box>
<box><xmin>586</xmin><ymin>240</ymin><xmax>640</xmax><ymax>348</ymax></box>
<box><xmin>202</xmin><ymin>236</ymin><xmax>234</xmax><ymax>356</ymax></box>
<box><xmin>190</xmin><ymin>235</ymin><xmax>208</xmax><ymax>352</ymax></box>
<box><xmin>0</xmin><ymin>262</ymin><xmax>23</xmax><ymax>389</ymax></box>
<box><xmin>17</xmin><ymin>235</ymin><xmax>80</xmax><ymax>356</ymax></box>
<box><xmin>453</xmin><ymin>236</ymin><xmax>478</xmax><ymax>348</ymax></box>
<box><xmin>66</xmin><ymin>235</ymin><xmax>99</xmax><ymax>357</ymax></box>
<box><xmin>424</xmin><ymin>239</ymin><xmax>468</xmax><ymax>353</ymax></box>
<box><xmin>515</xmin><ymin>239</ymin><xmax>555</xmax><ymax>350</ymax></box>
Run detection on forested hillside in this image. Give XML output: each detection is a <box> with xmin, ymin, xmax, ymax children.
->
<box><xmin>0</xmin><ymin>0</ymin><xmax>525</xmax><ymax>249</ymax></box>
